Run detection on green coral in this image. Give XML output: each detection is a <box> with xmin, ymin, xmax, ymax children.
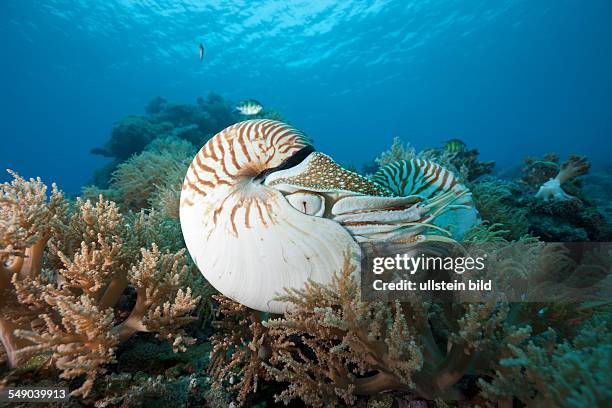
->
<box><xmin>91</xmin><ymin>115</ymin><xmax>173</xmax><ymax>161</ymax></box>
<box><xmin>525</xmin><ymin>195</ymin><xmax>611</xmax><ymax>242</ymax></box>
<box><xmin>94</xmin><ymin>373</ymin><xmax>199</xmax><ymax>408</ymax></box>
<box><xmin>481</xmin><ymin>310</ymin><xmax>611</xmax><ymax>407</ymax></box>
<box><xmin>469</xmin><ymin>179</ymin><xmax>530</xmax><ymax>241</ymax></box>
<box><xmin>117</xmin><ymin>336</ymin><xmax>211</xmax><ymax>375</ymax></box>
<box><xmin>92</xmin><ymin>93</ymin><xmax>237</xmax><ymax>162</ymax></box>
<box><xmin>83</xmin><ymin>136</ymin><xmax>195</xmax><ymax>212</ymax></box>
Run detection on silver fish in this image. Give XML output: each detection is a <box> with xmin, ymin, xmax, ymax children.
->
<box><xmin>199</xmin><ymin>43</ymin><xmax>204</xmax><ymax>62</ymax></box>
<box><xmin>235</xmin><ymin>99</ymin><xmax>263</xmax><ymax>115</ymax></box>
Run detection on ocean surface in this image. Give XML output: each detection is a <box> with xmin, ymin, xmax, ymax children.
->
<box><xmin>1</xmin><ymin>0</ymin><xmax>611</xmax><ymax>194</ymax></box>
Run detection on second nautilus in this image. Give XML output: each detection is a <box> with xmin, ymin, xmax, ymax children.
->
<box><xmin>179</xmin><ymin>119</ymin><xmax>478</xmax><ymax>313</ymax></box>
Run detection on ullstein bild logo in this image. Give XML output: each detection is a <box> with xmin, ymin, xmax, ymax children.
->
<box><xmin>359</xmin><ymin>241</ymin><xmax>611</xmax><ymax>303</ymax></box>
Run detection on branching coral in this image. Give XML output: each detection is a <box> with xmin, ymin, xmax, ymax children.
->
<box><xmin>0</xmin><ymin>171</ymin><xmax>66</xmax><ymax>264</ymax></box>
<box><xmin>0</xmin><ymin>170</ymin><xmax>67</xmax><ymax>368</ymax></box>
<box><xmin>261</xmin><ymin>254</ymin><xmax>534</xmax><ymax>406</ymax></box>
<box><xmin>0</xmin><ymin>171</ymin><xmax>200</xmax><ymax>397</ymax></box>
<box><xmin>264</xmin><ymin>256</ymin><xmax>424</xmax><ymax>407</ymax></box>
<box><xmin>480</xmin><ymin>309</ymin><xmax>611</xmax><ymax>407</ymax></box>
<box><xmin>535</xmin><ymin>155</ymin><xmax>591</xmax><ymax>202</ymax></box>
<box><xmin>374</xmin><ymin>137</ymin><xmax>417</xmax><ymax>168</ymax></box>
<box><xmin>208</xmin><ymin>240</ymin><xmax>608</xmax><ymax>407</ymax></box>
<box><xmin>208</xmin><ymin>295</ymin><xmax>271</xmax><ymax>405</ymax></box>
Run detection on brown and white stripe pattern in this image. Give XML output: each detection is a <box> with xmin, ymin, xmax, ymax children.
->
<box><xmin>179</xmin><ymin>120</ymin><xmax>360</xmax><ymax>313</ymax></box>
<box><xmin>371</xmin><ymin>159</ymin><xmax>459</xmax><ymax>199</ymax></box>
<box><xmin>181</xmin><ymin>119</ymin><xmax>312</xmax><ymax>206</ymax></box>
<box><xmin>181</xmin><ymin>120</ymin><xmax>313</xmax><ymax>237</ymax></box>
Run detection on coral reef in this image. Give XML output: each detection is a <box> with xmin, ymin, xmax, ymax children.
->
<box><xmin>480</xmin><ymin>309</ymin><xmax>611</xmax><ymax>407</ymax></box>
<box><xmin>374</xmin><ymin>137</ymin><xmax>417</xmax><ymax>168</ymax></box>
<box><xmin>89</xmin><ymin>93</ymin><xmax>288</xmax><ymax>191</ymax></box>
<box><xmin>451</xmin><ymin>147</ymin><xmax>496</xmax><ymax>182</ymax></box>
<box><xmin>521</xmin><ymin>154</ymin><xmax>589</xmax><ymax>198</ymax></box>
<box><xmin>468</xmin><ymin>178</ymin><xmax>529</xmax><ymax>241</ymax></box>
<box><xmin>368</xmin><ymin>137</ymin><xmax>494</xmax><ymax>182</ymax></box>
<box><xmin>3</xmin><ymin>108</ymin><xmax>611</xmax><ymax>407</ymax></box>
<box><xmin>533</xmin><ymin>155</ymin><xmax>591</xmax><ymax>202</ymax></box>
<box><xmin>516</xmin><ymin>154</ymin><xmax>610</xmax><ymax>241</ymax></box>
<box><xmin>524</xmin><ymin>197</ymin><xmax>610</xmax><ymax>241</ymax></box>
<box><xmin>88</xmin><ymin>93</ymin><xmax>237</xmax><ymax>190</ymax></box>
<box><xmin>91</xmin><ymin>116</ymin><xmax>174</xmax><ymax>161</ymax></box>
<box><xmin>91</xmin><ymin>93</ymin><xmax>236</xmax><ymax>162</ymax></box>
<box><xmin>0</xmin><ymin>171</ymin><xmax>201</xmax><ymax>397</ymax></box>
<box><xmin>419</xmin><ymin>144</ymin><xmax>495</xmax><ymax>182</ymax></box>
<box><xmin>583</xmin><ymin>168</ymin><xmax>612</xmax><ymax>223</ymax></box>
<box><xmin>520</xmin><ymin>154</ymin><xmax>562</xmax><ymax>186</ymax></box>
<box><xmin>208</xmin><ymin>295</ymin><xmax>270</xmax><ymax>405</ymax></box>
<box><xmin>207</xmin><ymin>247</ymin><xmax>609</xmax><ymax>407</ymax></box>
<box><xmin>84</xmin><ymin>136</ymin><xmax>196</xmax><ymax>212</ymax></box>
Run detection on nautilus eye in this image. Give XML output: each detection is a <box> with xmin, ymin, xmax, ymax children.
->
<box><xmin>285</xmin><ymin>191</ymin><xmax>325</xmax><ymax>216</ymax></box>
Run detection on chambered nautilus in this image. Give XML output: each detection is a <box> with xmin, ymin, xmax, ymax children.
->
<box><xmin>180</xmin><ymin>120</ymin><xmax>477</xmax><ymax>313</ymax></box>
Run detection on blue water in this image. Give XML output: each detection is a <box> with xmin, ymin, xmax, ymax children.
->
<box><xmin>1</xmin><ymin>0</ymin><xmax>611</xmax><ymax>194</ymax></box>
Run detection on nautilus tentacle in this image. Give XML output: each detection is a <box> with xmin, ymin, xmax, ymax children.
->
<box><xmin>372</xmin><ymin>159</ymin><xmax>479</xmax><ymax>239</ymax></box>
<box><xmin>265</xmin><ymin>152</ymin><xmax>475</xmax><ymax>242</ymax></box>
<box><xmin>180</xmin><ymin>120</ymin><xmax>360</xmax><ymax>313</ymax></box>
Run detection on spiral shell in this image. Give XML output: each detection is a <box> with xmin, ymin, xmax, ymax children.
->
<box><xmin>180</xmin><ymin>120</ymin><xmax>359</xmax><ymax>313</ymax></box>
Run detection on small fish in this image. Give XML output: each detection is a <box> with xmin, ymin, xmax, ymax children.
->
<box><xmin>199</xmin><ymin>43</ymin><xmax>204</xmax><ymax>62</ymax></box>
<box><xmin>444</xmin><ymin>138</ymin><xmax>466</xmax><ymax>153</ymax></box>
<box><xmin>235</xmin><ymin>99</ymin><xmax>263</xmax><ymax>116</ymax></box>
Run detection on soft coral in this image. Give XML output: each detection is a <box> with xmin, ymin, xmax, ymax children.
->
<box><xmin>535</xmin><ymin>155</ymin><xmax>590</xmax><ymax>202</ymax></box>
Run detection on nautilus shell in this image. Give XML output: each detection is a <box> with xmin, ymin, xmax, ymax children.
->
<box><xmin>180</xmin><ymin>120</ymin><xmax>477</xmax><ymax>313</ymax></box>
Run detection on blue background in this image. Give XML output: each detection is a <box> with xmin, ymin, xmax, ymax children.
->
<box><xmin>1</xmin><ymin>0</ymin><xmax>611</xmax><ymax>193</ymax></box>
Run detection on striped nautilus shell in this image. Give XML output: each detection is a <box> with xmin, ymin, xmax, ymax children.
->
<box><xmin>180</xmin><ymin>120</ymin><xmax>477</xmax><ymax>313</ymax></box>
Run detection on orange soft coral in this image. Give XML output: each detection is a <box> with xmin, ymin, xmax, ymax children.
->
<box><xmin>557</xmin><ymin>155</ymin><xmax>590</xmax><ymax>185</ymax></box>
<box><xmin>0</xmin><ymin>170</ymin><xmax>200</xmax><ymax>397</ymax></box>
<box><xmin>0</xmin><ymin>170</ymin><xmax>66</xmax><ymax>367</ymax></box>
<box><xmin>535</xmin><ymin>155</ymin><xmax>590</xmax><ymax>202</ymax></box>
